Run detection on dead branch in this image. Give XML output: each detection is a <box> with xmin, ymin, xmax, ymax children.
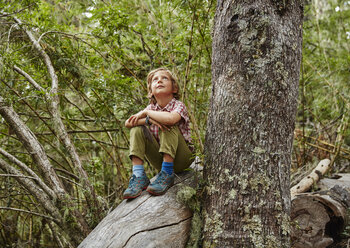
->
<box><xmin>291</xmin><ymin>159</ymin><xmax>331</xmax><ymax>198</ymax></box>
<box><xmin>11</xmin><ymin>14</ymin><xmax>99</xmax><ymax>212</ymax></box>
<box><xmin>0</xmin><ymin>158</ymin><xmax>62</xmax><ymax>222</ymax></box>
<box><xmin>35</xmin><ymin>128</ymin><xmax>120</xmax><ymax>135</ymax></box>
<box><xmin>13</xmin><ymin>65</ymin><xmax>45</xmax><ymax>92</ymax></box>
<box><xmin>0</xmin><ymin>96</ymin><xmax>65</xmax><ymax>196</ymax></box>
<box><xmin>0</xmin><ymin>207</ymin><xmax>55</xmax><ymax>221</ymax></box>
<box><xmin>0</xmin><ymin>147</ymin><xmax>56</xmax><ymax>199</ymax></box>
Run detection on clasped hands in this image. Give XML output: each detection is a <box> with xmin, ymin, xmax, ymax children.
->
<box><xmin>127</xmin><ymin>110</ymin><xmax>170</xmax><ymax>131</ymax></box>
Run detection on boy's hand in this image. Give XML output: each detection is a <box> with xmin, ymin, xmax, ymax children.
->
<box><xmin>149</xmin><ymin>118</ymin><xmax>170</xmax><ymax>131</ymax></box>
<box><xmin>128</xmin><ymin>110</ymin><xmax>147</xmax><ymax>126</ymax></box>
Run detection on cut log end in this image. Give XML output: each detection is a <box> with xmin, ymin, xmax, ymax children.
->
<box><xmin>291</xmin><ymin>185</ymin><xmax>350</xmax><ymax>248</ymax></box>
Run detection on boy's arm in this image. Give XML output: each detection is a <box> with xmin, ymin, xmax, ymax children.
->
<box><xmin>146</xmin><ymin>110</ymin><xmax>181</xmax><ymax>126</ymax></box>
<box><xmin>125</xmin><ymin>117</ymin><xmax>146</xmax><ymax>128</ymax></box>
<box><xmin>125</xmin><ymin>111</ymin><xmax>170</xmax><ymax>131</ymax></box>
<box><xmin>128</xmin><ymin>110</ymin><xmax>180</xmax><ymax>126</ymax></box>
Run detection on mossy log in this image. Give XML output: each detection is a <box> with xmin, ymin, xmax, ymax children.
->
<box><xmin>78</xmin><ymin>170</ymin><xmax>198</xmax><ymax>248</ymax></box>
<box><xmin>291</xmin><ymin>174</ymin><xmax>350</xmax><ymax>248</ymax></box>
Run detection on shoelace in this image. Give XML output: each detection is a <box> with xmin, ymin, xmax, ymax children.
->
<box><xmin>153</xmin><ymin>171</ymin><xmax>167</xmax><ymax>184</ymax></box>
<box><xmin>128</xmin><ymin>175</ymin><xmax>137</xmax><ymax>189</ymax></box>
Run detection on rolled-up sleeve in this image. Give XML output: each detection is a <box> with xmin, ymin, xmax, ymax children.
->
<box><xmin>172</xmin><ymin>102</ymin><xmax>189</xmax><ymax>123</ymax></box>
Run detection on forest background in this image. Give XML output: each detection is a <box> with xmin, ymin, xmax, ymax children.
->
<box><xmin>0</xmin><ymin>0</ymin><xmax>349</xmax><ymax>247</ymax></box>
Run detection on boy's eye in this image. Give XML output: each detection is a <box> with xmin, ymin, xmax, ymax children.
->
<box><xmin>152</xmin><ymin>76</ymin><xmax>169</xmax><ymax>82</ymax></box>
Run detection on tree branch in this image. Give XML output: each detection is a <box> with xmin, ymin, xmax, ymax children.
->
<box><xmin>11</xmin><ymin>14</ymin><xmax>99</xmax><ymax>211</ymax></box>
<box><xmin>0</xmin><ymin>95</ymin><xmax>65</xmax><ymax>196</ymax></box>
<box><xmin>13</xmin><ymin>65</ymin><xmax>45</xmax><ymax>92</ymax></box>
<box><xmin>0</xmin><ymin>147</ymin><xmax>56</xmax><ymax>199</ymax></box>
<box><xmin>0</xmin><ymin>207</ymin><xmax>55</xmax><ymax>221</ymax></box>
<box><xmin>0</xmin><ymin>158</ymin><xmax>62</xmax><ymax>223</ymax></box>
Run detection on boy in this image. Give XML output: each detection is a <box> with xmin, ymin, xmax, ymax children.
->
<box><xmin>123</xmin><ymin>68</ymin><xmax>194</xmax><ymax>199</ymax></box>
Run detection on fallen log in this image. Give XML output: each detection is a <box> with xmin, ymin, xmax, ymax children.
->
<box><xmin>78</xmin><ymin>170</ymin><xmax>197</xmax><ymax>248</ymax></box>
<box><xmin>291</xmin><ymin>175</ymin><xmax>350</xmax><ymax>248</ymax></box>
<box><xmin>79</xmin><ymin>157</ymin><xmax>349</xmax><ymax>248</ymax></box>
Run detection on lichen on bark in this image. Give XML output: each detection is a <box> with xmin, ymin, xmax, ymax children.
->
<box><xmin>203</xmin><ymin>0</ymin><xmax>303</xmax><ymax>246</ymax></box>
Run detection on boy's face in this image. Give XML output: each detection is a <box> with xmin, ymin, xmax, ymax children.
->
<box><xmin>150</xmin><ymin>71</ymin><xmax>177</xmax><ymax>98</ymax></box>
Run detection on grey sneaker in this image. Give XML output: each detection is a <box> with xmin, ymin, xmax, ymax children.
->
<box><xmin>146</xmin><ymin>171</ymin><xmax>174</xmax><ymax>196</ymax></box>
<box><xmin>123</xmin><ymin>173</ymin><xmax>150</xmax><ymax>199</ymax></box>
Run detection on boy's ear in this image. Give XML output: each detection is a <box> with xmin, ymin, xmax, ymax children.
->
<box><xmin>172</xmin><ymin>85</ymin><xmax>178</xmax><ymax>94</ymax></box>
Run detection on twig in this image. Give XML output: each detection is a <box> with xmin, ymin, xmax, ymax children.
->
<box><xmin>0</xmin><ymin>174</ymin><xmax>36</xmax><ymax>179</ymax></box>
<box><xmin>0</xmin><ymin>207</ymin><xmax>55</xmax><ymax>221</ymax></box>
<box><xmin>0</xmin><ymin>5</ymin><xmax>36</xmax><ymax>18</ymax></box>
<box><xmin>35</xmin><ymin>128</ymin><xmax>120</xmax><ymax>135</ymax></box>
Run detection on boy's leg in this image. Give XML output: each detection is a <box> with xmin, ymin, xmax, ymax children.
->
<box><xmin>146</xmin><ymin>126</ymin><xmax>194</xmax><ymax>195</ymax></box>
<box><xmin>158</xmin><ymin>126</ymin><xmax>194</xmax><ymax>173</ymax></box>
<box><xmin>124</xmin><ymin>126</ymin><xmax>161</xmax><ymax>199</ymax></box>
<box><xmin>129</xmin><ymin>126</ymin><xmax>163</xmax><ymax>168</ymax></box>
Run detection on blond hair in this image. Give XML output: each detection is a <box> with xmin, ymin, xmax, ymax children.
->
<box><xmin>147</xmin><ymin>68</ymin><xmax>180</xmax><ymax>104</ymax></box>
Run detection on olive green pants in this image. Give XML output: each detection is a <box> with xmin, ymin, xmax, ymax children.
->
<box><xmin>129</xmin><ymin>126</ymin><xmax>194</xmax><ymax>173</ymax></box>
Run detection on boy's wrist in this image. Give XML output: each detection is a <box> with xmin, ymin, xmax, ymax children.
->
<box><xmin>145</xmin><ymin>115</ymin><xmax>151</xmax><ymax>126</ymax></box>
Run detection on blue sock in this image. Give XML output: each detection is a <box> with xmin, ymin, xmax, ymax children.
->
<box><xmin>132</xmin><ymin>165</ymin><xmax>145</xmax><ymax>177</ymax></box>
<box><xmin>161</xmin><ymin>162</ymin><xmax>174</xmax><ymax>175</ymax></box>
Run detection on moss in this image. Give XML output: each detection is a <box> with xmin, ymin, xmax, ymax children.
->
<box><xmin>242</xmin><ymin>214</ymin><xmax>264</xmax><ymax>248</ymax></box>
<box><xmin>206</xmin><ymin>184</ymin><xmax>220</xmax><ymax>195</ymax></box>
<box><xmin>274</xmin><ymin>201</ymin><xmax>282</xmax><ymax>211</ymax></box>
<box><xmin>224</xmin><ymin>168</ymin><xmax>239</xmax><ymax>182</ymax></box>
<box><xmin>252</xmin><ymin>146</ymin><xmax>266</xmax><ymax>154</ymax></box>
<box><xmin>238</xmin><ymin>172</ymin><xmax>249</xmax><ymax>194</ymax></box>
<box><xmin>186</xmin><ymin>211</ymin><xmax>202</xmax><ymax>248</ymax></box>
<box><xmin>279</xmin><ymin>213</ymin><xmax>291</xmax><ymax>236</ymax></box>
<box><xmin>249</xmin><ymin>173</ymin><xmax>271</xmax><ymax>194</ymax></box>
<box><xmin>224</xmin><ymin>188</ymin><xmax>237</xmax><ymax>205</ymax></box>
<box><xmin>265</xmin><ymin>235</ymin><xmax>280</xmax><ymax>247</ymax></box>
<box><xmin>177</xmin><ymin>185</ymin><xmax>197</xmax><ymax>210</ymax></box>
<box><xmin>203</xmin><ymin>210</ymin><xmax>224</xmax><ymax>242</ymax></box>
<box><xmin>176</xmin><ymin>183</ymin><xmax>203</xmax><ymax>248</ymax></box>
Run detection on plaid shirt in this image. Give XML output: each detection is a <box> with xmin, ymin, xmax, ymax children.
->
<box><xmin>145</xmin><ymin>98</ymin><xmax>192</xmax><ymax>145</ymax></box>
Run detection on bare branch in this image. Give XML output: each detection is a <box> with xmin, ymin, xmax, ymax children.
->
<box><xmin>9</xmin><ymin>15</ymin><xmax>99</xmax><ymax>211</ymax></box>
<box><xmin>0</xmin><ymin>157</ymin><xmax>62</xmax><ymax>223</ymax></box>
<box><xmin>13</xmin><ymin>65</ymin><xmax>45</xmax><ymax>92</ymax></box>
<box><xmin>0</xmin><ymin>95</ymin><xmax>65</xmax><ymax>196</ymax></box>
<box><xmin>0</xmin><ymin>207</ymin><xmax>55</xmax><ymax>221</ymax></box>
<box><xmin>35</xmin><ymin>128</ymin><xmax>120</xmax><ymax>135</ymax></box>
<box><xmin>0</xmin><ymin>147</ymin><xmax>56</xmax><ymax>199</ymax></box>
<box><xmin>12</xmin><ymin>15</ymin><xmax>59</xmax><ymax>93</ymax></box>
<box><xmin>0</xmin><ymin>174</ymin><xmax>36</xmax><ymax>179</ymax></box>
<box><xmin>0</xmin><ymin>5</ymin><xmax>35</xmax><ymax>18</ymax></box>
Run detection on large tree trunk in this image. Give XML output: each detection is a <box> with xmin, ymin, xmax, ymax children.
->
<box><xmin>203</xmin><ymin>0</ymin><xmax>303</xmax><ymax>247</ymax></box>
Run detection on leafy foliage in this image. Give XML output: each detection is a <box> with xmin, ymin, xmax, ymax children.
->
<box><xmin>293</xmin><ymin>0</ymin><xmax>350</xmax><ymax>171</ymax></box>
<box><xmin>0</xmin><ymin>0</ymin><xmax>214</xmax><ymax>246</ymax></box>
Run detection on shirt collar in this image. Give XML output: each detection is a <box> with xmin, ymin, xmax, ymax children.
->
<box><xmin>155</xmin><ymin>98</ymin><xmax>176</xmax><ymax>111</ymax></box>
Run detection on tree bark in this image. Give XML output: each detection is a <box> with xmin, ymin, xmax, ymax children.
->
<box><xmin>78</xmin><ymin>171</ymin><xmax>195</xmax><ymax>248</ymax></box>
<box><xmin>203</xmin><ymin>0</ymin><xmax>303</xmax><ymax>247</ymax></box>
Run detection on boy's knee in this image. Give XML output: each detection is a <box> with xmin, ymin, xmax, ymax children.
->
<box><xmin>159</xmin><ymin>126</ymin><xmax>180</xmax><ymax>138</ymax></box>
<box><xmin>130</xmin><ymin>126</ymin><xmax>143</xmax><ymax>136</ymax></box>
